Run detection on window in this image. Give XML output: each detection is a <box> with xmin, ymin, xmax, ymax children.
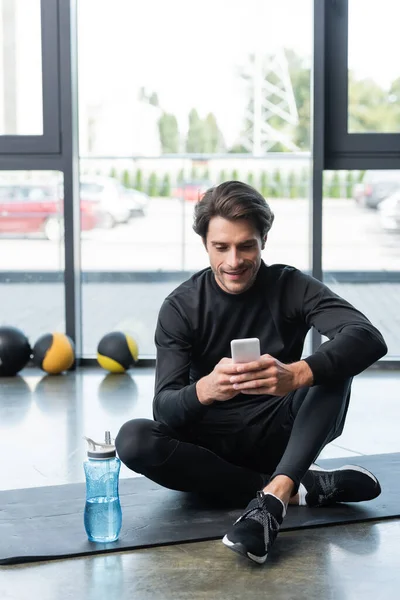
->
<box><xmin>0</xmin><ymin>0</ymin><xmax>43</xmax><ymax>135</ymax></box>
<box><xmin>77</xmin><ymin>0</ymin><xmax>313</xmax><ymax>357</ymax></box>
<box><xmin>323</xmin><ymin>169</ymin><xmax>400</xmax><ymax>357</ymax></box>
<box><xmin>348</xmin><ymin>0</ymin><xmax>400</xmax><ymax>134</ymax></box>
<box><xmin>0</xmin><ymin>171</ymin><xmax>65</xmax><ymax>348</ymax></box>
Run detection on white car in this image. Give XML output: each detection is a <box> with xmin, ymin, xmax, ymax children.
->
<box><xmin>124</xmin><ymin>188</ymin><xmax>148</xmax><ymax>217</ymax></box>
<box><xmin>80</xmin><ymin>177</ymin><xmax>132</xmax><ymax>229</ymax></box>
<box><xmin>378</xmin><ymin>190</ymin><xmax>400</xmax><ymax>232</ymax></box>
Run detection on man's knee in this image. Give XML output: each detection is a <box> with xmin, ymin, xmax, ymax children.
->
<box><xmin>115</xmin><ymin>418</ymin><xmax>159</xmax><ymax>471</ymax></box>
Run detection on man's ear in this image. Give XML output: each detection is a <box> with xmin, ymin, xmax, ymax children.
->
<box><xmin>261</xmin><ymin>235</ymin><xmax>267</xmax><ymax>250</ymax></box>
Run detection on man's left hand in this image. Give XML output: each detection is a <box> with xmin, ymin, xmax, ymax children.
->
<box><xmin>229</xmin><ymin>355</ymin><xmax>314</xmax><ymax>396</ymax></box>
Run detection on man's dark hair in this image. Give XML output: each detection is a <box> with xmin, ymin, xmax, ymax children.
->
<box><xmin>193</xmin><ymin>180</ymin><xmax>275</xmax><ymax>240</ymax></box>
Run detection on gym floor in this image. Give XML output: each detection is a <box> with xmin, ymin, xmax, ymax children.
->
<box><xmin>1</xmin><ymin>367</ymin><xmax>399</xmax><ymax>599</ymax></box>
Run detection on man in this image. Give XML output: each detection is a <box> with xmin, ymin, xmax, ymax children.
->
<box><xmin>116</xmin><ymin>181</ymin><xmax>387</xmax><ymax>565</ymax></box>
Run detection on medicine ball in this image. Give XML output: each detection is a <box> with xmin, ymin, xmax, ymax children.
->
<box><xmin>32</xmin><ymin>332</ymin><xmax>75</xmax><ymax>374</ymax></box>
<box><xmin>0</xmin><ymin>326</ymin><xmax>31</xmax><ymax>376</ymax></box>
<box><xmin>97</xmin><ymin>331</ymin><xmax>138</xmax><ymax>373</ymax></box>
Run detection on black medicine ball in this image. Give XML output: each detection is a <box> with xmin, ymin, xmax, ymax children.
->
<box><xmin>0</xmin><ymin>326</ymin><xmax>31</xmax><ymax>376</ymax></box>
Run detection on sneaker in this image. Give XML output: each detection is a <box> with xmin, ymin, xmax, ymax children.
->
<box><xmin>222</xmin><ymin>492</ymin><xmax>285</xmax><ymax>564</ymax></box>
<box><xmin>302</xmin><ymin>464</ymin><xmax>381</xmax><ymax>507</ymax></box>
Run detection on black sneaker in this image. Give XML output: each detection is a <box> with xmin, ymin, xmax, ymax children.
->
<box><xmin>222</xmin><ymin>492</ymin><xmax>285</xmax><ymax>564</ymax></box>
<box><xmin>302</xmin><ymin>464</ymin><xmax>381</xmax><ymax>507</ymax></box>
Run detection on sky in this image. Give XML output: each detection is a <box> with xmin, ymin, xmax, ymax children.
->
<box><xmin>76</xmin><ymin>0</ymin><xmax>400</xmax><ymax>144</ymax></box>
<box><xmin>2</xmin><ymin>0</ymin><xmax>400</xmax><ymax>141</ymax></box>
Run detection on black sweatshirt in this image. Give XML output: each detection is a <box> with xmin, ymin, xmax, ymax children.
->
<box><xmin>153</xmin><ymin>262</ymin><xmax>387</xmax><ymax>431</ymax></box>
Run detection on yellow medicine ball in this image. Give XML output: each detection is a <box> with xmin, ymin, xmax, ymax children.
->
<box><xmin>97</xmin><ymin>331</ymin><xmax>139</xmax><ymax>373</ymax></box>
<box><xmin>32</xmin><ymin>332</ymin><xmax>75</xmax><ymax>374</ymax></box>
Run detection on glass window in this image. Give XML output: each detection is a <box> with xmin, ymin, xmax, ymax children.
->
<box><xmin>0</xmin><ymin>0</ymin><xmax>43</xmax><ymax>135</ymax></box>
<box><xmin>323</xmin><ymin>169</ymin><xmax>400</xmax><ymax>357</ymax></box>
<box><xmin>78</xmin><ymin>0</ymin><xmax>313</xmax><ymax>358</ymax></box>
<box><xmin>348</xmin><ymin>0</ymin><xmax>400</xmax><ymax>133</ymax></box>
<box><xmin>0</xmin><ymin>171</ymin><xmax>65</xmax><ymax>348</ymax></box>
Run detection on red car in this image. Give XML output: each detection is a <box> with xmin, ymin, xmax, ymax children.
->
<box><xmin>0</xmin><ymin>183</ymin><xmax>101</xmax><ymax>240</ymax></box>
<box><xmin>172</xmin><ymin>180</ymin><xmax>212</xmax><ymax>202</ymax></box>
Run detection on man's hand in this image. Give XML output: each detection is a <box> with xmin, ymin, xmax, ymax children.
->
<box><xmin>229</xmin><ymin>355</ymin><xmax>314</xmax><ymax>396</ymax></box>
<box><xmin>196</xmin><ymin>358</ymin><xmax>241</xmax><ymax>405</ymax></box>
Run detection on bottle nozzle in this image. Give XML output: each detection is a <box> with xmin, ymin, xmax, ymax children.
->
<box><xmin>105</xmin><ymin>431</ymin><xmax>111</xmax><ymax>445</ymax></box>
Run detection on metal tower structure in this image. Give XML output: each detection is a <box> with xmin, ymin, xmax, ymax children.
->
<box><xmin>239</xmin><ymin>47</ymin><xmax>299</xmax><ymax>154</ymax></box>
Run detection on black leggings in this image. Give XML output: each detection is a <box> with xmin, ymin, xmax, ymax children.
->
<box><xmin>115</xmin><ymin>378</ymin><xmax>352</xmax><ymax>503</ymax></box>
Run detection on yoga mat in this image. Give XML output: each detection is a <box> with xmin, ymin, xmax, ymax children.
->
<box><xmin>1</xmin><ymin>453</ymin><xmax>399</xmax><ymax>565</ymax></box>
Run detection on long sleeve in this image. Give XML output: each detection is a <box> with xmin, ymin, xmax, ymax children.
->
<box><xmin>153</xmin><ymin>298</ymin><xmax>209</xmax><ymax>430</ymax></box>
<box><xmin>286</xmin><ymin>270</ymin><xmax>388</xmax><ymax>383</ymax></box>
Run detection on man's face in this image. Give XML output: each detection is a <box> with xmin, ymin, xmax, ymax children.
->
<box><xmin>204</xmin><ymin>216</ymin><xmax>266</xmax><ymax>295</ymax></box>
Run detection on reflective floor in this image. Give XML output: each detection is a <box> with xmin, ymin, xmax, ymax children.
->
<box><xmin>1</xmin><ymin>367</ymin><xmax>400</xmax><ymax>599</ymax></box>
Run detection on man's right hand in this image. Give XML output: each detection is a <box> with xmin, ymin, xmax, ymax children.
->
<box><xmin>196</xmin><ymin>358</ymin><xmax>240</xmax><ymax>405</ymax></box>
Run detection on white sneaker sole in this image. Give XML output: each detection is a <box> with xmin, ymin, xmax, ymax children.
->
<box><xmin>310</xmin><ymin>464</ymin><xmax>378</xmax><ymax>485</ymax></box>
<box><xmin>222</xmin><ymin>534</ymin><xmax>267</xmax><ymax>564</ymax></box>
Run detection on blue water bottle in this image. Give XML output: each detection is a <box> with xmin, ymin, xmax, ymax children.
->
<box><xmin>83</xmin><ymin>431</ymin><xmax>122</xmax><ymax>543</ymax></box>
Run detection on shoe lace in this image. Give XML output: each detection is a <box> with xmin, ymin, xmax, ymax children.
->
<box><xmin>241</xmin><ymin>491</ymin><xmax>280</xmax><ymax>551</ymax></box>
<box><xmin>317</xmin><ymin>473</ymin><xmax>342</xmax><ymax>505</ymax></box>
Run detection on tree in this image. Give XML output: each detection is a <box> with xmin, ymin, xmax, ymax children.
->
<box><xmin>204</xmin><ymin>113</ymin><xmax>225</xmax><ymax>153</ymax></box>
<box><xmin>285</xmin><ymin>49</ymin><xmax>311</xmax><ymax>150</ymax></box>
<box><xmin>186</xmin><ymin>109</ymin><xmax>206</xmax><ymax>153</ymax></box>
<box><xmin>158</xmin><ymin>113</ymin><xmax>180</xmax><ymax>153</ymax></box>
<box><xmin>185</xmin><ymin>109</ymin><xmax>224</xmax><ymax>153</ymax></box>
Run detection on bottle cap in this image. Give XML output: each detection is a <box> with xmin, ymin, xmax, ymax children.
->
<box><xmin>84</xmin><ymin>431</ymin><xmax>116</xmax><ymax>459</ymax></box>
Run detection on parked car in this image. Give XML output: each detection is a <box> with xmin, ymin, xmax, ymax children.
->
<box><xmin>378</xmin><ymin>190</ymin><xmax>400</xmax><ymax>232</ymax></box>
<box><xmin>353</xmin><ymin>170</ymin><xmax>400</xmax><ymax>209</ymax></box>
<box><xmin>123</xmin><ymin>188</ymin><xmax>149</xmax><ymax>217</ymax></box>
<box><xmin>79</xmin><ymin>176</ymin><xmax>148</xmax><ymax>227</ymax></box>
<box><xmin>172</xmin><ymin>180</ymin><xmax>212</xmax><ymax>202</ymax></box>
<box><xmin>0</xmin><ymin>183</ymin><xmax>101</xmax><ymax>241</ymax></box>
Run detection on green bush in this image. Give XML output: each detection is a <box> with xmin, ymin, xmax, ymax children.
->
<box><xmin>231</xmin><ymin>169</ymin><xmax>239</xmax><ymax>181</ymax></box>
<box><xmin>219</xmin><ymin>170</ymin><xmax>227</xmax><ymax>184</ymax></box>
<box><xmin>147</xmin><ymin>172</ymin><xmax>159</xmax><ymax>197</ymax></box>
<box><xmin>260</xmin><ymin>171</ymin><xmax>271</xmax><ymax>197</ymax></box>
<box><xmin>177</xmin><ymin>168</ymin><xmax>185</xmax><ymax>183</ymax></box>
<box><xmin>247</xmin><ymin>172</ymin><xmax>255</xmax><ymax>187</ymax></box>
<box><xmin>300</xmin><ymin>167</ymin><xmax>309</xmax><ymax>198</ymax></box>
<box><xmin>272</xmin><ymin>169</ymin><xmax>283</xmax><ymax>198</ymax></box>
<box><xmin>346</xmin><ymin>171</ymin><xmax>354</xmax><ymax>199</ymax></box>
<box><xmin>134</xmin><ymin>170</ymin><xmax>143</xmax><ymax>191</ymax></box>
<box><xmin>122</xmin><ymin>169</ymin><xmax>131</xmax><ymax>189</ymax></box>
<box><xmin>109</xmin><ymin>167</ymin><xmax>118</xmax><ymax>180</ymax></box>
<box><xmin>288</xmin><ymin>170</ymin><xmax>298</xmax><ymax>199</ymax></box>
<box><xmin>330</xmin><ymin>171</ymin><xmax>341</xmax><ymax>198</ymax></box>
<box><xmin>160</xmin><ymin>173</ymin><xmax>171</xmax><ymax>197</ymax></box>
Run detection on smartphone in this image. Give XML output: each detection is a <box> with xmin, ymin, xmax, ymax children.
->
<box><xmin>231</xmin><ymin>338</ymin><xmax>261</xmax><ymax>364</ymax></box>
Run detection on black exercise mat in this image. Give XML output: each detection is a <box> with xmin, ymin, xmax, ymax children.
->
<box><xmin>1</xmin><ymin>453</ymin><xmax>399</xmax><ymax>565</ymax></box>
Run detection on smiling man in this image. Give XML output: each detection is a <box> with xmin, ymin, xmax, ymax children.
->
<box><xmin>116</xmin><ymin>181</ymin><xmax>387</xmax><ymax>565</ymax></box>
